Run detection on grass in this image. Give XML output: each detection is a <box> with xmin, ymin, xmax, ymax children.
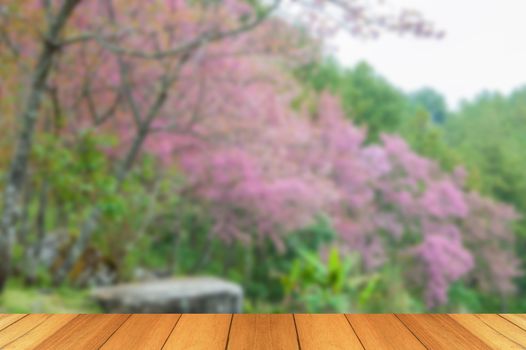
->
<box><xmin>0</xmin><ymin>280</ymin><xmax>100</xmax><ymax>313</ymax></box>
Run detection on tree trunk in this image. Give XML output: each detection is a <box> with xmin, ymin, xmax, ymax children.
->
<box><xmin>53</xmin><ymin>123</ymin><xmax>157</xmax><ymax>285</ymax></box>
<box><xmin>52</xmin><ymin>57</ymin><xmax>178</xmax><ymax>285</ymax></box>
<box><xmin>24</xmin><ymin>180</ymin><xmax>49</xmax><ymax>285</ymax></box>
<box><xmin>0</xmin><ymin>0</ymin><xmax>82</xmax><ymax>291</ymax></box>
<box><xmin>52</xmin><ymin>4</ymin><xmax>273</xmax><ymax>283</ymax></box>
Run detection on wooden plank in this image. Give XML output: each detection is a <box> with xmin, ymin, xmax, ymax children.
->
<box><xmin>500</xmin><ymin>314</ymin><xmax>526</xmax><ymax>331</ymax></box>
<box><xmin>162</xmin><ymin>314</ymin><xmax>232</xmax><ymax>350</ymax></box>
<box><xmin>32</xmin><ymin>314</ymin><xmax>129</xmax><ymax>350</ymax></box>
<box><xmin>294</xmin><ymin>314</ymin><xmax>363</xmax><ymax>350</ymax></box>
<box><xmin>450</xmin><ymin>314</ymin><xmax>524</xmax><ymax>349</ymax></box>
<box><xmin>0</xmin><ymin>314</ymin><xmax>50</xmax><ymax>348</ymax></box>
<box><xmin>476</xmin><ymin>314</ymin><xmax>526</xmax><ymax>346</ymax></box>
<box><xmin>227</xmin><ymin>314</ymin><xmax>299</xmax><ymax>350</ymax></box>
<box><xmin>4</xmin><ymin>314</ymin><xmax>79</xmax><ymax>350</ymax></box>
<box><xmin>398</xmin><ymin>314</ymin><xmax>491</xmax><ymax>350</ymax></box>
<box><xmin>0</xmin><ymin>315</ymin><xmax>26</xmax><ymax>332</ymax></box>
<box><xmin>345</xmin><ymin>314</ymin><xmax>425</xmax><ymax>350</ymax></box>
<box><xmin>0</xmin><ymin>313</ymin><xmax>523</xmax><ymax>349</ymax></box>
<box><xmin>101</xmin><ymin>314</ymin><xmax>181</xmax><ymax>350</ymax></box>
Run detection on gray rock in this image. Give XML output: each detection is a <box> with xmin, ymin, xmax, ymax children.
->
<box><xmin>91</xmin><ymin>277</ymin><xmax>243</xmax><ymax>313</ymax></box>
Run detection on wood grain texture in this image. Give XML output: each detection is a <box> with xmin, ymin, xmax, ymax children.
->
<box><xmin>500</xmin><ymin>314</ymin><xmax>526</xmax><ymax>331</ymax></box>
<box><xmin>4</xmin><ymin>314</ymin><xmax>79</xmax><ymax>350</ymax></box>
<box><xmin>163</xmin><ymin>314</ymin><xmax>232</xmax><ymax>350</ymax></box>
<box><xmin>101</xmin><ymin>314</ymin><xmax>181</xmax><ymax>350</ymax></box>
<box><xmin>294</xmin><ymin>314</ymin><xmax>364</xmax><ymax>350</ymax></box>
<box><xmin>32</xmin><ymin>314</ymin><xmax>130</xmax><ymax>350</ymax></box>
<box><xmin>476</xmin><ymin>314</ymin><xmax>526</xmax><ymax>346</ymax></box>
<box><xmin>346</xmin><ymin>314</ymin><xmax>425</xmax><ymax>350</ymax></box>
<box><xmin>0</xmin><ymin>313</ymin><xmax>525</xmax><ymax>349</ymax></box>
<box><xmin>449</xmin><ymin>314</ymin><xmax>524</xmax><ymax>349</ymax></box>
<box><xmin>227</xmin><ymin>314</ymin><xmax>299</xmax><ymax>350</ymax></box>
<box><xmin>0</xmin><ymin>314</ymin><xmax>50</xmax><ymax>348</ymax></box>
<box><xmin>398</xmin><ymin>314</ymin><xmax>492</xmax><ymax>350</ymax></box>
<box><xmin>0</xmin><ymin>315</ymin><xmax>26</xmax><ymax>332</ymax></box>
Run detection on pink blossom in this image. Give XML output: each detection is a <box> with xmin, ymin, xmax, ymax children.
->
<box><xmin>422</xmin><ymin>180</ymin><xmax>469</xmax><ymax>219</ymax></box>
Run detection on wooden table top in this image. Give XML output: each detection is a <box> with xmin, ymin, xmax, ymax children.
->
<box><xmin>0</xmin><ymin>314</ymin><xmax>525</xmax><ymax>349</ymax></box>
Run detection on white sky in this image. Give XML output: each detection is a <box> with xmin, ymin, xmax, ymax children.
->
<box><xmin>330</xmin><ymin>0</ymin><xmax>526</xmax><ymax>109</ymax></box>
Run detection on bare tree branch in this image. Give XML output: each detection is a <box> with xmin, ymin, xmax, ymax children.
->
<box><xmin>117</xmin><ymin>58</ymin><xmax>143</xmax><ymax>128</ymax></box>
<box><xmin>95</xmin><ymin>0</ymin><xmax>282</xmax><ymax>60</ymax></box>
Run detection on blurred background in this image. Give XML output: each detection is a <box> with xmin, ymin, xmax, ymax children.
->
<box><xmin>0</xmin><ymin>0</ymin><xmax>525</xmax><ymax>313</ymax></box>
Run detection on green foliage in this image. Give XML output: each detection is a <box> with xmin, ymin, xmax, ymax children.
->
<box><xmin>297</xmin><ymin>60</ymin><xmax>409</xmax><ymax>141</ymax></box>
<box><xmin>444</xmin><ymin>87</ymin><xmax>526</xmax><ymax>293</ymax></box>
<box><xmin>398</xmin><ymin>109</ymin><xmax>460</xmax><ymax>171</ymax></box>
<box><xmin>411</xmin><ymin>87</ymin><xmax>448</xmax><ymax>124</ymax></box>
<box><xmin>0</xmin><ymin>279</ymin><xmax>99</xmax><ymax>313</ymax></box>
<box><xmin>15</xmin><ymin>130</ymin><xmax>168</xmax><ymax>285</ymax></box>
<box><xmin>339</xmin><ymin>62</ymin><xmax>409</xmax><ymax>140</ymax></box>
<box><xmin>446</xmin><ymin>89</ymin><xmax>526</xmax><ymax>205</ymax></box>
<box><xmin>31</xmin><ymin>131</ymin><xmax>122</xmax><ymax>217</ymax></box>
<box><xmin>446</xmin><ymin>282</ymin><xmax>484</xmax><ymax>312</ymax></box>
<box><xmin>253</xmin><ymin>218</ymin><xmax>337</xmax><ymax>302</ymax></box>
<box><xmin>278</xmin><ymin>248</ymin><xmax>426</xmax><ymax>313</ymax></box>
<box><xmin>280</xmin><ymin>247</ymin><xmax>367</xmax><ymax>312</ymax></box>
<box><xmin>355</xmin><ymin>265</ymin><xmax>424</xmax><ymax>313</ymax></box>
<box><xmin>297</xmin><ymin>58</ymin><xmax>461</xmax><ymax>173</ymax></box>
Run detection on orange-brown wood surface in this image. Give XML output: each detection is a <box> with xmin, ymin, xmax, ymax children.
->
<box><xmin>295</xmin><ymin>314</ymin><xmax>363</xmax><ymax>349</ymax></box>
<box><xmin>227</xmin><ymin>314</ymin><xmax>298</xmax><ymax>350</ymax></box>
<box><xmin>345</xmin><ymin>314</ymin><xmax>425</xmax><ymax>350</ymax></box>
<box><xmin>0</xmin><ymin>313</ymin><xmax>525</xmax><ymax>349</ymax></box>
